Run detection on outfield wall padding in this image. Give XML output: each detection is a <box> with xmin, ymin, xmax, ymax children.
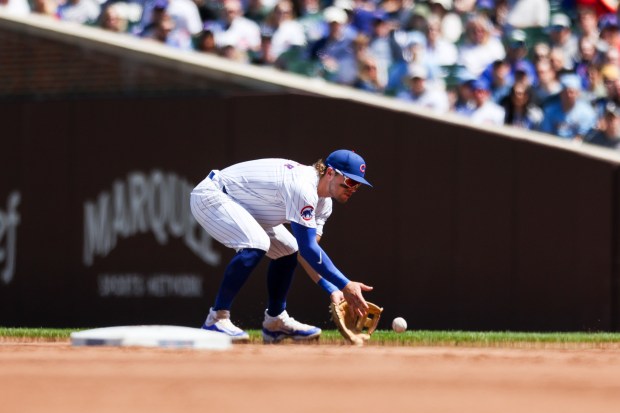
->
<box><xmin>0</xmin><ymin>94</ymin><xmax>618</xmax><ymax>331</ymax></box>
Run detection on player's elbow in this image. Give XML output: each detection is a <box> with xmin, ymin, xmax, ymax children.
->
<box><xmin>298</xmin><ymin>243</ymin><xmax>318</xmax><ymax>262</ymax></box>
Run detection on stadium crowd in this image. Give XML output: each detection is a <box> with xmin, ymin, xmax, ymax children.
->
<box><xmin>2</xmin><ymin>0</ymin><xmax>620</xmax><ymax>148</ymax></box>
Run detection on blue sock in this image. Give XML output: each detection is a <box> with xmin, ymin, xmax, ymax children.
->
<box><xmin>266</xmin><ymin>253</ymin><xmax>298</xmax><ymax>317</ymax></box>
<box><xmin>213</xmin><ymin>248</ymin><xmax>266</xmax><ymax>311</ymax></box>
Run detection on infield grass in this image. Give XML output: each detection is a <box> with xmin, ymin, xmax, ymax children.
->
<box><xmin>2</xmin><ymin>327</ymin><xmax>620</xmax><ymax>348</ymax></box>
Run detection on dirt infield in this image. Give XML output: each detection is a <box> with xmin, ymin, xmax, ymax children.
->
<box><xmin>2</xmin><ymin>342</ymin><xmax>620</xmax><ymax>413</ymax></box>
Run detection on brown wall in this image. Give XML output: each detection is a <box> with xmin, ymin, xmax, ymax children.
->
<box><xmin>0</xmin><ymin>94</ymin><xmax>618</xmax><ymax>331</ymax></box>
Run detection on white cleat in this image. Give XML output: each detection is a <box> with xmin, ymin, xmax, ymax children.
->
<box><xmin>202</xmin><ymin>308</ymin><xmax>250</xmax><ymax>342</ymax></box>
<box><xmin>262</xmin><ymin>310</ymin><xmax>321</xmax><ymax>343</ymax></box>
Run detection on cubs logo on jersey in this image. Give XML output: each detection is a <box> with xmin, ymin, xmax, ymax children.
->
<box><xmin>300</xmin><ymin>205</ymin><xmax>314</xmax><ymax>221</ymax></box>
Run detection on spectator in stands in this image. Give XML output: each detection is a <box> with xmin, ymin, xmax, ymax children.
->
<box><xmin>352</xmin><ymin>54</ymin><xmax>384</xmax><ymax>93</ymax></box>
<box><xmin>139</xmin><ymin>0</ymin><xmax>203</xmax><ymax>37</ymax></box>
<box><xmin>513</xmin><ymin>62</ymin><xmax>535</xmax><ymax>89</ymax></box>
<box><xmin>140</xmin><ymin>2</ymin><xmax>193</xmax><ymax>50</ymax></box>
<box><xmin>195</xmin><ymin>27</ymin><xmax>218</xmax><ymax>54</ymax></box>
<box><xmin>309</xmin><ymin>6</ymin><xmax>357</xmax><ymax>84</ymax></box>
<box><xmin>424</xmin><ymin>14</ymin><xmax>458</xmax><ymax>67</ymax></box>
<box><xmin>598</xmin><ymin>13</ymin><xmax>620</xmax><ymax>55</ymax></box>
<box><xmin>501</xmin><ymin>83</ymin><xmax>543</xmax><ymax>130</ymax></box>
<box><xmin>585</xmin><ymin>102</ymin><xmax>620</xmax><ymax>149</ymax></box>
<box><xmin>458</xmin><ymin>13</ymin><xmax>506</xmax><ymax>77</ymax></box>
<box><xmin>0</xmin><ymin>0</ymin><xmax>31</xmax><ymax>15</ymax></box>
<box><xmin>480</xmin><ymin>29</ymin><xmax>536</xmax><ymax>93</ymax></box>
<box><xmin>451</xmin><ymin>67</ymin><xmax>477</xmax><ymax>112</ymax></box>
<box><xmin>252</xmin><ymin>26</ymin><xmax>277</xmax><ymax>65</ymax></box>
<box><xmin>203</xmin><ymin>0</ymin><xmax>261</xmax><ymax>56</ymax></box>
<box><xmin>386</xmin><ymin>31</ymin><xmax>441</xmax><ymax>96</ymax></box>
<box><xmin>540</xmin><ymin>73</ymin><xmax>597</xmax><ymax>141</ymax></box>
<box><xmin>350</xmin><ymin>31</ymin><xmax>373</xmax><ymax>73</ymax></box>
<box><xmin>505</xmin><ymin>0</ymin><xmax>549</xmax><ymax>28</ymax></box>
<box><xmin>332</xmin><ymin>0</ymin><xmax>358</xmax><ymax>40</ymax></box>
<box><xmin>486</xmin><ymin>59</ymin><xmax>512</xmax><ymax>103</ymax></box>
<box><xmin>581</xmin><ymin>62</ymin><xmax>607</xmax><ymax>103</ymax></box>
<box><xmin>548</xmin><ymin>46</ymin><xmax>571</xmax><ymax>76</ymax></box>
<box><xmin>262</xmin><ymin>0</ymin><xmax>307</xmax><ymax>63</ymax></box>
<box><xmin>245</xmin><ymin>0</ymin><xmax>270</xmax><ymax>25</ymax></box>
<box><xmin>593</xmin><ymin>64</ymin><xmax>620</xmax><ymax>117</ymax></box>
<box><xmin>546</xmin><ymin>13</ymin><xmax>579</xmax><ymax>71</ymax></box>
<box><xmin>396</xmin><ymin>64</ymin><xmax>450</xmax><ymax>113</ymax></box>
<box><xmin>382</xmin><ymin>0</ymin><xmax>413</xmax><ymax>29</ymax></box>
<box><xmin>575</xmin><ymin>37</ymin><xmax>598</xmax><ymax>84</ymax></box>
<box><xmin>99</xmin><ymin>3</ymin><xmax>129</xmax><ymax>33</ymax></box>
<box><xmin>297</xmin><ymin>0</ymin><xmax>327</xmax><ymax>43</ymax></box>
<box><xmin>575</xmin><ymin>38</ymin><xmax>607</xmax><ymax>103</ymax></box>
<box><xmin>57</xmin><ymin>0</ymin><xmax>101</xmax><ymax>25</ymax></box>
<box><xmin>458</xmin><ymin>78</ymin><xmax>506</xmax><ymax>125</ymax></box>
<box><xmin>349</xmin><ymin>0</ymin><xmax>379</xmax><ymax>37</ymax></box>
<box><xmin>402</xmin><ymin>2</ymin><xmax>430</xmax><ymax>34</ymax></box>
<box><xmin>428</xmin><ymin>0</ymin><xmax>462</xmax><ymax>44</ymax></box>
<box><xmin>504</xmin><ymin>30</ymin><xmax>536</xmax><ymax>81</ymax></box>
<box><xmin>600</xmin><ymin>44</ymin><xmax>620</xmax><ymax>67</ymax></box>
<box><xmin>532</xmin><ymin>42</ymin><xmax>551</xmax><ymax>64</ymax></box>
<box><xmin>576</xmin><ymin>6</ymin><xmax>600</xmax><ymax>44</ymax></box>
<box><xmin>31</xmin><ymin>0</ymin><xmax>57</xmax><ymax>16</ymax></box>
<box><xmin>274</xmin><ymin>27</ymin><xmax>317</xmax><ymax>73</ymax></box>
<box><xmin>476</xmin><ymin>0</ymin><xmax>505</xmax><ymax>36</ymax></box>
<box><xmin>368</xmin><ymin>11</ymin><xmax>401</xmax><ymax>88</ymax></box>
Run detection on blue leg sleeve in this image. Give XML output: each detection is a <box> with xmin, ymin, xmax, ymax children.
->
<box><xmin>213</xmin><ymin>248</ymin><xmax>266</xmax><ymax>311</ymax></box>
<box><xmin>266</xmin><ymin>252</ymin><xmax>298</xmax><ymax>317</ymax></box>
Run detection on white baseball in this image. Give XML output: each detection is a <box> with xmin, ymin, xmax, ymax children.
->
<box><xmin>392</xmin><ymin>317</ymin><xmax>407</xmax><ymax>333</ymax></box>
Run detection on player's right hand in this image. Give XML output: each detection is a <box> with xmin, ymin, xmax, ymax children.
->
<box><xmin>342</xmin><ymin>281</ymin><xmax>373</xmax><ymax>317</ymax></box>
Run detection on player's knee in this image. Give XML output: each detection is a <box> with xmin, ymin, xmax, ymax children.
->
<box><xmin>237</xmin><ymin>248</ymin><xmax>267</xmax><ymax>267</ymax></box>
<box><xmin>252</xmin><ymin>233</ymin><xmax>270</xmax><ymax>252</ymax></box>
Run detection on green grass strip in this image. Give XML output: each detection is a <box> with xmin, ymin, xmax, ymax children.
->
<box><xmin>0</xmin><ymin>327</ymin><xmax>76</xmax><ymax>341</ymax></box>
<box><xmin>3</xmin><ymin>327</ymin><xmax>620</xmax><ymax>347</ymax></box>
<box><xmin>365</xmin><ymin>330</ymin><xmax>620</xmax><ymax>347</ymax></box>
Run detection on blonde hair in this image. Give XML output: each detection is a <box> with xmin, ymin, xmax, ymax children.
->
<box><xmin>313</xmin><ymin>159</ymin><xmax>327</xmax><ymax>177</ymax></box>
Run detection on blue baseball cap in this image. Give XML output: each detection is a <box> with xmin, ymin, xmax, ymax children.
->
<box><xmin>599</xmin><ymin>13</ymin><xmax>619</xmax><ymax>31</ymax></box>
<box><xmin>325</xmin><ymin>149</ymin><xmax>372</xmax><ymax>187</ymax></box>
<box><xmin>154</xmin><ymin>0</ymin><xmax>169</xmax><ymax>9</ymax></box>
<box><xmin>470</xmin><ymin>78</ymin><xmax>490</xmax><ymax>91</ymax></box>
<box><xmin>560</xmin><ymin>73</ymin><xmax>582</xmax><ymax>91</ymax></box>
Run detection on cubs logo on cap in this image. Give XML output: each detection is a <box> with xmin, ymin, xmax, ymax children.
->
<box><xmin>325</xmin><ymin>149</ymin><xmax>372</xmax><ymax>187</ymax></box>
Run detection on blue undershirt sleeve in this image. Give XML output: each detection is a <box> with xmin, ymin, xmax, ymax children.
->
<box><xmin>318</xmin><ymin>277</ymin><xmax>339</xmax><ymax>295</ymax></box>
<box><xmin>290</xmin><ymin>222</ymin><xmax>350</xmax><ymax>291</ymax></box>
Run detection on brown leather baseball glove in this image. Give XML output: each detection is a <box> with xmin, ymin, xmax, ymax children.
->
<box><xmin>329</xmin><ymin>300</ymin><xmax>383</xmax><ymax>345</ymax></box>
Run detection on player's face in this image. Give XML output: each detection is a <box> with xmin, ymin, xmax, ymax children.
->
<box><xmin>329</xmin><ymin>168</ymin><xmax>360</xmax><ymax>203</ymax></box>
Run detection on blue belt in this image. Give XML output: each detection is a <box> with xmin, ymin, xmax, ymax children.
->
<box><xmin>208</xmin><ymin>171</ymin><xmax>227</xmax><ymax>194</ymax></box>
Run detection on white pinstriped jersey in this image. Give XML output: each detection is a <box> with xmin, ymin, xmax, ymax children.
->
<box><xmin>196</xmin><ymin>158</ymin><xmax>332</xmax><ymax>235</ymax></box>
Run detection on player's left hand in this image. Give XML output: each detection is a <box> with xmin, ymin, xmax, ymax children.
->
<box><xmin>342</xmin><ymin>281</ymin><xmax>373</xmax><ymax>317</ymax></box>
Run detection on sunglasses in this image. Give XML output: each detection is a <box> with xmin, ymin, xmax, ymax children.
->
<box><xmin>331</xmin><ymin>167</ymin><xmax>362</xmax><ymax>189</ymax></box>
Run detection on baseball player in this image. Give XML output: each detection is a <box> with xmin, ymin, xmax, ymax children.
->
<box><xmin>190</xmin><ymin>149</ymin><xmax>373</xmax><ymax>342</ymax></box>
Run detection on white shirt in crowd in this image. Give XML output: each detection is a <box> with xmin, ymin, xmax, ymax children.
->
<box><xmin>458</xmin><ymin>37</ymin><xmax>506</xmax><ymax>77</ymax></box>
<box><xmin>215</xmin><ymin>16</ymin><xmax>262</xmax><ymax>51</ymax></box>
<box><xmin>469</xmin><ymin>101</ymin><xmax>506</xmax><ymax>126</ymax></box>
<box><xmin>0</xmin><ymin>0</ymin><xmax>30</xmax><ymax>15</ymax></box>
